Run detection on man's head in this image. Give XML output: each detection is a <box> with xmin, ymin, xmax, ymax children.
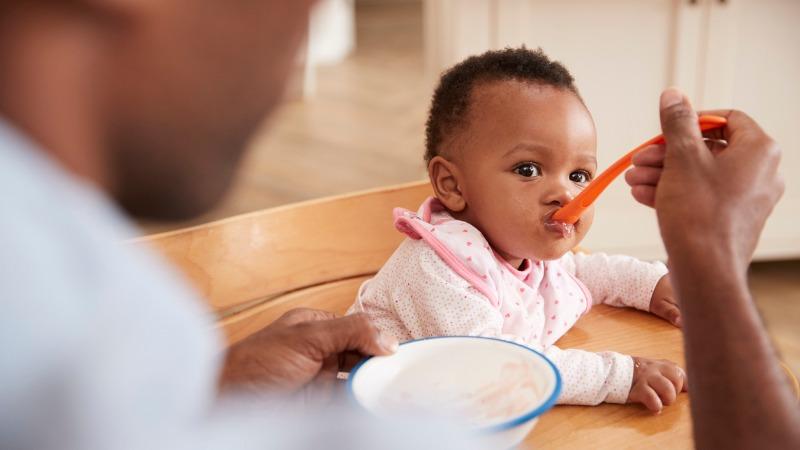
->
<box><xmin>0</xmin><ymin>0</ymin><xmax>316</xmax><ymax>220</ymax></box>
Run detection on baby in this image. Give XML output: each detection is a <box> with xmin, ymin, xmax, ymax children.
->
<box><xmin>349</xmin><ymin>48</ymin><xmax>686</xmax><ymax>412</ymax></box>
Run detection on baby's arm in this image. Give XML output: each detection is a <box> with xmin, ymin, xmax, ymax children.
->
<box><xmin>543</xmin><ymin>345</ymin><xmax>632</xmax><ymax>405</ymax></box>
<box><xmin>546</xmin><ymin>347</ymin><xmax>687</xmax><ymax>410</ymax></box>
<box><xmin>561</xmin><ymin>251</ymin><xmax>667</xmax><ymax>311</ymax></box>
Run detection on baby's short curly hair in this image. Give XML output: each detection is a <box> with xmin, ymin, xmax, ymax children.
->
<box><xmin>424</xmin><ymin>47</ymin><xmax>581</xmax><ymax>164</ymax></box>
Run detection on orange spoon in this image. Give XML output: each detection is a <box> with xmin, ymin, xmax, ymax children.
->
<box><xmin>552</xmin><ymin>115</ymin><xmax>728</xmax><ymax>224</ymax></box>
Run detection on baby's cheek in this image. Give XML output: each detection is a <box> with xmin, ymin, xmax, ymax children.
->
<box><xmin>575</xmin><ymin>208</ymin><xmax>595</xmax><ymax>241</ymax></box>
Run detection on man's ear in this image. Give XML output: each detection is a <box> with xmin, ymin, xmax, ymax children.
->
<box><xmin>428</xmin><ymin>155</ymin><xmax>466</xmax><ymax>212</ymax></box>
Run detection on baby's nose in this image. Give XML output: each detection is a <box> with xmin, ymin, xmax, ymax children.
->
<box><xmin>545</xmin><ymin>185</ymin><xmax>576</xmax><ymax>206</ymax></box>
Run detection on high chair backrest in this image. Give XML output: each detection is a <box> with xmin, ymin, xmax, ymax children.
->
<box><xmin>135</xmin><ymin>180</ymin><xmax>433</xmax><ymax>344</ymax></box>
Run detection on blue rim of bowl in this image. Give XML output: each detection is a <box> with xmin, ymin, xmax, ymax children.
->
<box><xmin>346</xmin><ymin>335</ymin><xmax>562</xmax><ymax>433</ymax></box>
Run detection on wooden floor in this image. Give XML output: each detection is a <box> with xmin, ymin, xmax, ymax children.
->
<box><xmin>143</xmin><ymin>1</ymin><xmax>799</xmax><ymax>378</ymax></box>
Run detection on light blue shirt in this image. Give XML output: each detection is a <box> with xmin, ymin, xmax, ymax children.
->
<box><xmin>0</xmin><ymin>119</ymin><xmax>476</xmax><ymax>450</ymax></box>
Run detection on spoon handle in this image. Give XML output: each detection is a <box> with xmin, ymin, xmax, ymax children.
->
<box><xmin>552</xmin><ymin>115</ymin><xmax>728</xmax><ymax>224</ymax></box>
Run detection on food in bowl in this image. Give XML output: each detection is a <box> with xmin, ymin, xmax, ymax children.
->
<box><xmin>348</xmin><ymin>336</ymin><xmax>561</xmax><ymax>448</ymax></box>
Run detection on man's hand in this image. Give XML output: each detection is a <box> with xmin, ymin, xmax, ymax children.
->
<box><xmin>627</xmin><ymin>356</ymin><xmax>688</xmax><ymax>414</ymax></box>
<box><xmin>624</xmin><ymin>90</ymin><xmax>800</xmax><ymax>448</ymax></box>
<box><xmin>625</xmin><ymin>88</ymin><xmax>784</xmax><ymax>272</ymax></box>
<box><xmin>649</xmin><ymin>275</ymin><xmax>681</xmax><ymax>328</ymax></box>
<box><xmin>220</xmin><ymin>308</ymin><xmax>397</xmax><ymax>400</ymax></box>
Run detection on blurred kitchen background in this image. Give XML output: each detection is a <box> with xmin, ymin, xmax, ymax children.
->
<box><xmin>144</xmin><ymin>0</ymin><xmax>799</xmax><ymax>372</ymax></box>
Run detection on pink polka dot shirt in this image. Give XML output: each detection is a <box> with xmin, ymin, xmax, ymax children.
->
<box><xmin>348</xmin><ymin>197</ymin><xmax>668</xmax><ymax>406</ymax></box>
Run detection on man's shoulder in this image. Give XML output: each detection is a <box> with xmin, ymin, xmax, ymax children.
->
<box><xmin>0</xmin><ymin>145</ymin><xmax>204</xmax><ymax>321</ymax></box>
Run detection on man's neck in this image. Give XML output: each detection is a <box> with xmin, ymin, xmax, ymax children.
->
<box><xmin>0</xmin><ymin>3</ymin><xmax>110</xmax><ymax>192</ymax></box>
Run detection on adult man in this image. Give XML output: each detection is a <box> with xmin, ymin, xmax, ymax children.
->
<box><xmin>0</xmin><ymin>2</ymin><xmax>412</xmax><ymax>449</ymax></box>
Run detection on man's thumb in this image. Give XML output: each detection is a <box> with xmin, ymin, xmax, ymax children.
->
<box><xmin>659</xmin><ymin>88</ymin><xmax>706</xmax><ymax>161</ymax></box>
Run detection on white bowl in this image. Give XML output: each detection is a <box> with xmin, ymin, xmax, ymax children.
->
<box><xmin>348</xmin><ymin>336</ymin><xmax>561</xmax><ymax>449</ymax></box>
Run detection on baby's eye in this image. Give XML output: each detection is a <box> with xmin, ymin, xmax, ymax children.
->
<box><xmin>569</xmin><ymin>170</ymin><xmax>592</xmax><ymax>184</ymax></box>
<box><xmin>514</xmin><ymin>163</ymin><xmax>541</xmax><ymax>178</ymax></box>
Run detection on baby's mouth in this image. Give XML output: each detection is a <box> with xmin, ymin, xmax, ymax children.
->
<box><xmin>543</xmin><ymin>210</ymin><xmax>576</xmax><ymax>239</ymax></box>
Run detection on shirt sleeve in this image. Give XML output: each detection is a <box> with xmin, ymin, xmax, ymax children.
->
<box><xmin>561</xmin><ymin>251</ymin><xmax>668</xmax><ymax>311</ymax></box>
<box><xmin>542</xmin><ymin>345</ymin><xmax>633</xmax><ymax>405</ymax></box>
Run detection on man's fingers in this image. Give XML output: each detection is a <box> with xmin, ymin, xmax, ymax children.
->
<box><xmin>659</xmin><ymin>88</ymin><xmax>708</xmax><ymax>163</ymax></box>
<box><xmin>632</xmin><ymin>144</ymin><xmax>666</xmax><ymax>168</ymax></box>
<box><xmin>339</xmin><ymin>351</ymin><xmax>367</xmax><ymax>372</ymax></box>
<box><xmin>694</xmin><ymin>109</ymin><xmax>733</xmax><ymax>141</ymax></box>
<box><xmin>625</xmin><ymin>166</ymin><xmax>662</xmax><ymax>187</ymax></box>
<box><xmin>315</xmin><ymin>354</ymin><xmax>341</xmax><ymax>386</ymax></box>
<box><xmin>699</xmin><ymin>108</ymin><xmax>778</xmax><ymax>169</ymax></box>
<box><xmin>303</xmin><ymin>314</ymin><xmax>398</xmax><ymax>363</ymax></box>
<box><xmin>278</xmin><ymin>308</ymin><xmax>338</xmax><ymax>326</ymax></box>
<box><xmin>698</xmin><ymin>109</ymin><xmax>760</xmax><ymax>143</ymax></box>
<box><xmin>631</xmin><ymin>185</ymin><xmax>656</xmax><ymax>208</ymax></box>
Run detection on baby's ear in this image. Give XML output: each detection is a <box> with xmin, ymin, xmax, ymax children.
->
<box><xmin>428</xmin><ymin>155</ymin><xmax>466</xmax><ymax>212</ymax></box>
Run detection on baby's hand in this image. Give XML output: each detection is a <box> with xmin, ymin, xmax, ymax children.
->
<box><xmin>649</xmin><ymin>275</ymin><xmax>681</xmax><ymax>327</ymax></box>
<box><xmin>627</xmin><ymin>356</ymin><xmax>688</xmax><ymax>413</ymax></box>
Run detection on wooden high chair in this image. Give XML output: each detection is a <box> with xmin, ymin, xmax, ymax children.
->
<box><xmin>136</xmin><ymin>180</ymin><xmax>692</xmax><ymax>449</ymax></box>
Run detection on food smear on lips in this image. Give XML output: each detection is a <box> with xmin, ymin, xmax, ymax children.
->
<box><xmin>544</xmin><ymin>219</ymin><xmax>575</xmax><ymax>239</ymax></box>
